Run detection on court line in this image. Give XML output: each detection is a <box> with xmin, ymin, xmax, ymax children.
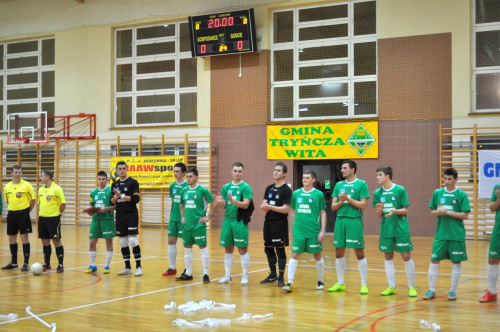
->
<box><xmin>0</xmin><ymin>267</ymin><xmax>270</xmax><ymax>327</ymax></box>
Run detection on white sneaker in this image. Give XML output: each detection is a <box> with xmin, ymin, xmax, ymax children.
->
<box><xmin>117</xmin><ymin>267</ymin><xmax>132</xmax><ymax>275</ymax></box>
<box><xmin>135</xmin><ymin>267</ymin><xmax>143</xmax><ymax>277</ymax></box>
<box><xmin>316</xmin><ymin>281</ymin><xmax>324</xmax><ymax>290</ymax></box>
<box><xmin>218</xmin><ymin>275</ymin><xmax>232</xmax><ymax>284</ymax></box>
<box><xmin>241</xmin><ymin>274</ymin><xmax>249</xmax><ymax>286</ymax></box>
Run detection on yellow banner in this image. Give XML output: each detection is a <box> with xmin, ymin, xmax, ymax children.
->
<box><xmin>110</xmin><ymin>156</ymin><xmax>185</xmax><ymax>188</ymax></box>
<box><xmin>267</xmin><ymin>122</ymin><xmax>378</xmax><ymax>160</ymax></box>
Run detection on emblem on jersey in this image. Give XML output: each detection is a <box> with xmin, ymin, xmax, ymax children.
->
<box><xmin>276</xmin><ymin>195</ymin><xmax>280</xmax><ymax>199</ymax></box>
<box><xmin>95</xmin><ymin>195</ymin><xmax>99</xmax><ymax>200</ymax></box>
<box><xmin>103</xmin><ymin>195</ymin><xmax>107</xmax><ymax>199</ymax></box>
<box><xmin>173</xmin><ymin>189</ymin><xmax>177</xmax><ymax>194</ymax></box>
<box><xmin>380</xmin><ymin>196</ymin><xmax>385</xmax><ymax>203</ymax></box>
<box><xmin>268</xmin><ymin>193</ymin><xmax>273</xmax><ymax>198</ymax></box>
<box><xmin>440</xmin><ymin>198</ymin><xmax>445</xmax><ymax>204</ymax></box>
<box><xmin>350</xmin><ymin>189</ymin><xmax>355</xmax><ymax>193</ymax></box>
<box><xmin>16</xmin><ymin>192</ymin><xmax>22</xmax><ymax>198</ymax></box>
<box><xmin>228</xmin><ymin>190</ymin><xmax>233</xmax><ymax>195</ymax></box>
<box><xmin>452</xmin><ymin>199</ymin><xmax>457</xmax><ymax>204</ymax></box>
<box><xmin>124</xmin><ymin>187</ymin><xmax>128</xmax><ymax>192</ymax></box>
<box><xmin>194</xmin><ymin>195</ymin><xmax>198</xmax><ymax>199</ymax></box>
<box><xmin>298</xmin><ymin>197</ymin><xmax>303</xmax><ymax>203</ymax></box>
<box><xmin>237</xmin><ymin>191</ymin><xmax>240</xmax><ymax>194</ymax></box>
<box><xmin>392</xmin><ymin>197</ymin><xmax>396</xmax><ymax>201</ymax></box>
<box><xmin>184</xmin><ymin>194</ymin><xmax>188</xmax><ymax>199</ymax></box>
<box><xmin>308</xmin><ymin>198</ymin><xmax>313</xmax><ymax>203</ymax></box>
<box><xmin>46</xmin><ymin>195</ymin><xmax>51</xmax><ymax>202</ymax></box>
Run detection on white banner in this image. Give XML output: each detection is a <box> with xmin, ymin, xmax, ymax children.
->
<box><xmin>479</xmin><ymin>150</ymin><xmax>500</xmax><ymax>198</ymax></box>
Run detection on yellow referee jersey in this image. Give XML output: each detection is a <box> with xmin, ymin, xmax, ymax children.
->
<box><xmin>4</xmin><ymin>179</ymin><xmax>35</xmax><ymax>211</ymax></box>
<box><xmin>38</xmin><ymin>182</ymin><xmax>66</xmax><ymax>217</ymax></box>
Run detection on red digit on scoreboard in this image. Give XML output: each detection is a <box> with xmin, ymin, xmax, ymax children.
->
<box><xmin>222</xmin><ymin>17</ymin><xmax>227</xmax><ymax>26</ymax></box>
<box><xmin>208</xmin><ymin>19</ymin><xmax>213</xmax><ymax>28</ymax></box>
<box><xmin>200</xmin><ymin>44</ymin><xmax>206</xmax><ymax>54</ymax></box>
<box><xmin>228</xmin><ymin>17</ymin><xmax>234</xmax><ymax>26</ymax></box>
<box><xmin>237</xmin><ymin>40</ymin><xmax>243</xmax><ymax>50</ymax></box>
<box><xmin>214</xmin><ymin>18</ymin><xmax>220</xmax><ymax>27</ymax></box>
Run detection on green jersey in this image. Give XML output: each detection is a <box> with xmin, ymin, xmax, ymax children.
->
<box><xmin>332</xmin><ymin>178</ymin><xmax>370</xmax><ymax>218</ymax></box>
<box><xmin>169</xmin><ymin>180</ymin><xmax>188</xmax><ymax>222</ymax></box>
<box><xmin>290</xmin><ymin>187</ymin><xmax>326</xmax><ymax>238</ymax></box>
<box><xmin>90</xmin><ymin>186</ymin><xmax>114</xmax><ymax>221</ymax></box>
<box><xmin>221</xmin><ymin>181</ymin><xmax>253</xmax><ymax>220</ymax></box>
<box><xmin>373</xmin><ymin>184</ymin><xmax>410</xmax><ymax>238</ymax></box>
<box><xmin>429</xmin><ymin>187</ymin><xmax>470</xmax><ymax>241</ymax></box>
<box><xmin>180</xmin><ymin>184</ymin><xmax>214</xmax><ymax>230</ymax></box>
<box><xmin>491</xmin><ymin>184</ymin><xmax>500</xmax><ymax>236</ymax></box>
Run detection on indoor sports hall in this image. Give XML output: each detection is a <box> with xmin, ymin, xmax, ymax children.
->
<box><xmin>1</xmin><ymin>0</ymin><xmax>500</xmax><ymax>331</ymax></box>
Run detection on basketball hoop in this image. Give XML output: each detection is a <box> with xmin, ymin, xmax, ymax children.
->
<box><xmin>13</xmin><ymin>137</ymin><xmax>29</xmax><ymax>149</ymax></box>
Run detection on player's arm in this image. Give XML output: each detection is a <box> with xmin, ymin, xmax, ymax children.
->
<box><xmin>490</xmin><ymin>187</ymin><xmax>500</xmax><ymax>213</ymax></box>
<box><xmin>29</xmin><ymin>200</ymin><xmax>36</xmax><ymax>213</ymax></box>
<box><xmin>230</xmin><ymin>198</ymin><xmax>251</xmax><ymax>209</ymax></box>
<box><xmin>180</xmin><ymin>204</ymin><xmax>186</xmax><ymax>224</ymax></box>
<box><xmin>385</xmin><ymin>205</ymin><xmax>409</xmax><ymax>218</ymax></box>
<box><xmin>200</xmin><ymin>200</ymin><xmax>218</xmax><ymax>224</ymax></box>
<box><xmin>59</xmin><ymin>203</ymin><xmax>66</xmax><ymax>214</ymax></box>
<box><xmin>445</xmin><ymin>210</ymin><xmax>469</xmax><ymax>220</ymax></box>
<box><xmin>123</xmin><ymin>181</ymin><xmax>141</xmax><ymax>203</ymax></box>
<box><xmin>331</xmin><ymin>197</ymin><xmax>343</xmax><ymax>211</ymax></box>
<box><xmin>345</xmin><ymin>196</ymin><xmax>367</xmax><ymax>210</ymax></box>
<box><xmin>317</xmin><ymin>209</ymin><xmax>326</xmax><ymax>242</ymax></box>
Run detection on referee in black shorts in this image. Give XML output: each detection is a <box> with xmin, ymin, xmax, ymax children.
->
<box><xmin>260</xmin><ymin>162</ymin><xmax>292</xmax><ymax>287</ymax></box>
<box><xmin>111</xmin><ymin>161</ymin><xmax>142</xmax><ymax>276</ymax></box>
<box><xmin>2</xmin><ymin>165</ymin><xmax>36</xmax><ymax>271</ymax></box>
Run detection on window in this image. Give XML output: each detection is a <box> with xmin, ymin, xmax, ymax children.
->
<box><xmin>0</xmin><ymin>38</ymin><xmax>55</xmax><ymax>131</ymax></box>
<box><xmin>271</xmin><ymin>1</ymin><xmax>376</xmax><ymax>121</ymax></box>
<box><xmin>473</xmin><ymin>0</ymin><xmax>500</xmax><ymax>113</ymax></box>
<box><xmin>114</xmin><ymin>22</ymin><xmax>197</xmax><ymax>127</ymax></box>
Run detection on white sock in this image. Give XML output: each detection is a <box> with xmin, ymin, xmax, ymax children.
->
<box><xmin>385</xmin><ymin>259</ymin><xmax>396</xmax><ymax>289</ymax></box>
<box><xmin>184</xmin><ymin>248</ymin><xmax>193</xmax><ymax>276</ymax></box>
<box><xmin>240</xmin><ymin>252</ymin><xmax>250</xmax><ymax>275</ymax></box>
<box><xmin>358</xmin><ymin>258</ymin><xmax>368</xmax><ymax>286</ymax></box>
<box><xmin>287</xmin><ymin>258</ymin><xmax>298</xmax><ymax>284</ymax></box>
<box><xmin>450</xmin><ymin>263</ymin><xmax>462</xmax><ymax>292</ymax></box>
<box><xmin>89</xmin><ymin>251</ymin><xmax>97</xmax><ymax>266</ymax></box>
<box><xmin>404</xmin><ymin>258</ymin><xmax>416</xmax><ymax>288</ymax></box>
<box><xmin>105</xmin><ymin>251</ymin><xmax>113</xmax><ymax>266</ymax></box>
<box><xmin>428</xmin><ymin>263</ymin><xmax>439</xmax><ymax>292</ymax></box>
<box><xmin>168</xmin><ymin>244</ymin><xmax>177</xmax><ymax>269</ymax></box>
<box><xmin>200</xmin><ymin>247</ymin><xmax>209</xmax><ymax>275</ymax></box>
<box><xmin>488</xmin><ymin>264</ymin><xmax>499</xmax><ymax>295</ymax></box>
<box><xmin>336</xmin><ymin>257</ymin><xmax>345</xmax><ymax>285</ymax></box>
<box><xmin>316</xmin><ymin>258</ymin><xmax>324</xmax><ymax>282</ymax></box>
<box><xmin>224</xmin><ymin>253</ymin><xmax>233</xmax><ymax>277</ymax></box>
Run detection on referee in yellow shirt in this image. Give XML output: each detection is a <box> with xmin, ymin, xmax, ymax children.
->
<box><xmin>2</xmin><ymin>165</ymin><xmax>35</xmax><ymax>271</ymax></box>
<box><xmin>38</xmin><ymin>170</ymin><xmax>66</xmax><ymax>273</ymax></box>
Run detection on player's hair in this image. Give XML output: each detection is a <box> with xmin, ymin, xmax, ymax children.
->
<box><xmin>342</xmin><ymin>159</ymin><xmax>357</xmax><ymax>174</ymax></box>
<box><xmin>186</xmin><ymin>167</ymin><xmax>198</xmax><ymax>177</ymax></box>
<box><xmin>376</xmin><ymin>166</ymin><xmax>393</xmax><ymax>179</ymax></box>
<box><xmin>42</xmin><ymin>169</ymin><xmax>54</xmax><ymax>179</ymax></box>
<box><xmin>275</xmin><ymin>161</ymin><xmax>288</xmax><ymax>174</ymax></box>
<box><xmin>303</xmin><ymin>169</ymin><xmax>317</xmax><ymax>179</ymax></box>
<box><xmin>97</xmin><ymin>171</ymin><xmax>108</xmax><ymax>178</ymax></box>
<box><xmin>11</xmin><ymin>165</ymin><xmax>22</xmax><ymax>172</ymax></box>
<box><xmin>232</xmin><ymin>162</ymin><xmax>244</xmax><ymax>169</ymax></box>
<box><xmin>174</xmin><ymin>162</ymin><xmax>187</xmax><ymax>173</ymax></box>
<box><xmin>116</xmin><ymin>160</ymin><xmax>127</xmax><ymax>168</ymax></box>
<box><xmin>443</xmin><ymin>167</ymin><xmax>458</xmax><ymax>179</ymax></box>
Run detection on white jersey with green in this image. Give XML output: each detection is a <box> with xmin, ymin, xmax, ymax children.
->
<box><xmin>373</xmin><ymin>184</ymin><xmax>410</xmax><ymax>238</ymax></box>
<box><xmin>180</xmin><ymin>184</ymin><xmax>213</xmax><ymax>230</ymax></box>
<box><xmin>290</xmin><ymin>187</ymin><xmax>326</xmax><ymax>238</ymax></box>
<box><xmin>429</xmin><ymin>187</ymin><xmax>470</xmax><ymax>241</ymax></box>
<box><xmin>169</xmin><ymin>180</ymin><xmax>188</xmax><ymax>222</ymax></box>
<box><xmin>332</xmin><ymin>178</ymin><xmax>370</xmax><ymax>218</ymax></box>
<box><xmin>221</xmin><ymin>181</ymin><xmax>253</xmax><ymax>220</ymax></box>
<box><xmin>90</xmin><ymin>186</ymin><xmax>114</xmax><ymax>221</ymax></box>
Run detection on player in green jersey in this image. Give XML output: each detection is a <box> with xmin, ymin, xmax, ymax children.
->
<box><xmin>373</xmin><ymin>166</ymin><xmax>416</xmax><ymax>297</ymax></box>
<box><xmin>282</xmin><ymin>170</ymin><xmax>326</xmax><ymax>293</ymax></box>
<box><xmin>163</xmin><ymin>162</ymin><xmax>188</xmax><ymax>277</ymax></box>
<box><xmin>215</xmin><ymin>162</ymin><xmax>253</xmax><ymax>286</ymax></box>
<box><xmin>329</xmin><ymin>160</ymin><xmax>370</xmax><ymax>294</ymax></box>
<box><xmin>479</xmin><ymin>184</ymin><xmax>500</xmax><ymax>303</ymax></box>
<box><xmin>424</xmin><ymin>168</ymin><xmax>470</xmax><ymax>301</ymax></box>
<box><xmin>85</xmin><ymin>171</ymin><xmax>116</xmax><ymax>274</ymax></box>
<box><xmin>176</xmin><ymin>168</ymin><xmax>217</xmax><ymax>283</ymax></box>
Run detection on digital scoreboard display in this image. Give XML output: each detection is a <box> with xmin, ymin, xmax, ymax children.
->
<box><xmin>188</xmin><ymin>9</ymin><xmax>257</xmax><ymax>57</ymax></box>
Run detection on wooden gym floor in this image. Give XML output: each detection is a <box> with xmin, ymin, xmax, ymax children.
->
<box><xmin>0</xmin><ymin>224</ymin><xmax>499</xmax><ymax>331</ymax></box>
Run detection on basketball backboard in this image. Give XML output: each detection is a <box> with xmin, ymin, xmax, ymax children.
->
<box><xmin>7</xmin><ymin>112</ymin><xmax>48</xmax><ymax>144</ymax></box>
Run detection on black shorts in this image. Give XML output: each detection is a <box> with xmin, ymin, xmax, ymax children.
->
<box><xmin>38</xmin><ymin>216</ymin><xmax>61</xmax><ymax>239</ymax></box>
<box><xmin>263</xmin><ymin>218</ymin><xmax>289</xmax><ymax>247</ymax></box>
<box><xmin>7</xmin><ymin>208</ymin><xmax>32</xmax><ymax>236</ymax></box>
<box><xmin>116</xmin><ymin>213</ymin><xmax>139</xmax><ymax>237</ymax></box>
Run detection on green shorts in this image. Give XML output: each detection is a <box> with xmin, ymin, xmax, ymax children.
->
<box><xmin>379</xmin><ymin>235</ymin><xmax>413</xmax><ymax>253</ymax></box>
<box><xmin>168</xmin><ymin>220</ymin><xmax>184</xmax><ymax>238</ymax></box>
<box><xmin>89</xmin><ymin>218</ymin><xmax>116</xmax><ymax>239</ymax></box>
<box><xmin>489</xmin><ymin>234</ymin><xmax>500</xmax><ymax>259</ymax></box>
<box><xmin>183</xmin><ymin>227</ymin><xmax>207</xmax><ymax>246</ymax></box>
<box><xmin>292</xmin><ymin>237</ymin><xmax>322</xmax><ymax>254</ymax></box>
<box><xmin>431</xmin><ymin>239</ymin><xmax>468</xmax><ymax>262</ymax></box>
<box><xmin>219</xmin><ymin>218</ymin><xmax>248</xmax><ymax>248</ymax></box>
<box><xmin>333</xmin><ymin>217</ymin><xmax>364</xmax><ymax>249</ymax></box>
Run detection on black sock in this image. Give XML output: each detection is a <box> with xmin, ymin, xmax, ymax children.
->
<box><xmin>264</xmin><ymin>247</ymin><xmax>277</xmax><ymax>276</ymax></box>
<box><xmin>121</xmin><ymin>247</ymin><xmax>131</xmax><ymax>269</ymax></box>
<box><xmin>55</xmin><ymin>246</ymin><xmax>64</xmax><ymax>265</ymax></box>
<box><xmin>43</xmin><ymin>245</ymin><xmax>52</xmax><ymax>267</ymax></box>
<box><xmin>132</xmin><ymin>245</ymin><xmax>141</xmax><ymax>268</ymax></box>
<box><xmin>23</xmin><ymin>243</ymin><xmax>30</xmax><ymax>265</ymax></box>
<box><xmin>10</xmin><ymin>243</ymin><xmax>18</xmax><ymax>265</ymax></box>
<box><xmin>276</xmin><ymin>247</ymin><xmax>287</xmax><ymax>277</ymax></box>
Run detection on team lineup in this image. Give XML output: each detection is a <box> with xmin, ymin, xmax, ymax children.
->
<box><xmin>2</xmin><ymin>160</ymin><xmax>500</xmax><ymax>304</ymax></box>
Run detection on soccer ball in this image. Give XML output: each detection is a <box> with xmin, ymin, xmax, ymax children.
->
<box><xmin>31</xmin><ymin>262</ymin><xmax>43</xmax><ymax>275</ymax></box>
